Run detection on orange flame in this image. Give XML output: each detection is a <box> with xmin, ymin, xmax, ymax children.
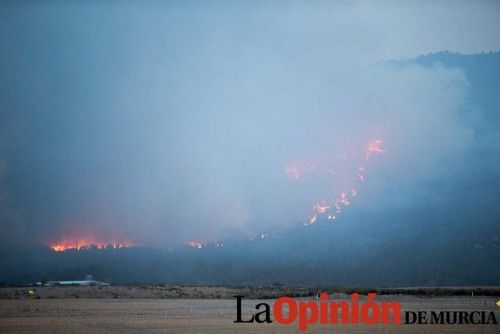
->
<box><xmin>313</xmin><ymin>202</ymin><xmax>330</xmax><ymax>214</ymax></box>
<box><xmin>49</xmin><ymin>237</ymin><xmax>136</xmax><ymax>252</ymax></box>
<box><xmin>303</xmin><ymin>138</ymin><xmax>385</xmax><ymax>226</ymax></box>
<box><xmin>189</xmin><ymin>138</ymin><xmax>386</xmax><ymax>248</ymax></box>
<box><xmin>365</xmin><ymin>139</ymin><xmax>385</xmax><ymax>160</ymax></box>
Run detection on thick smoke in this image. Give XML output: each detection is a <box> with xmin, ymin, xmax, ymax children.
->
<box><xmin>0</xmin><ymin>1</ymin><xmax>499</xmax><ymax>248</ymax></box>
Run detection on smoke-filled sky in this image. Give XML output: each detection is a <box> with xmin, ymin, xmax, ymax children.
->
<box><xmin>1</xmin><ymin>1</ymin><xmax>500</xmax><ymax>248</ymax></box>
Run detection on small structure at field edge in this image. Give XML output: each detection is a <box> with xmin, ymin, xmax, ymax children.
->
<box><xmin>46</xmin><ymin>275</ymin><xmax>109</xmax><ymax>286</ymax></box>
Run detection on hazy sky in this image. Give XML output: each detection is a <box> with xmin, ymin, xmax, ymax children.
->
<box><xmin>1</xmin><ymin>1</ymin><xmax>499</xmax><ymax>248</ymax></box>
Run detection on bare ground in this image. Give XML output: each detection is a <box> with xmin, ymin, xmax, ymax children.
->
<box><xmin>0</xmin><ymin>287</ymin><xmax>499</xmax><ymax>333</ymax></box>
<box><xmin>0</xmin><ymin>285</ymin><xmax>316</xmax><ymax>300</ymax></box>
<box><xmin>1</xmin><ymin>285</ymin><xmax>498</xmax><ymax>300</ymax></box>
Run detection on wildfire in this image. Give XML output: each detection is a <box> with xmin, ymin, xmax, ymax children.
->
<box><xmin>365</xmin><ymin>139</ymin><xmax>385</xmax><ymax>160</ymax></box>
<box><xmin>313</xmin><ymin>202</ymin><xmax>330</xmax><ymax>214</ymax></box>
<box><xmin>49</xmin><ymin>237</ymin><xmax>136</xmax><ymax>252</ymax></box>
<box><xmin>187</xmin><ymin>138</ymin><xmax>386</xmax><ymax>249</ymax></box>
<box><xmin>302</xmin><ymin>138</ymin><xmax>386</xmax><ymax>226</ymax></box>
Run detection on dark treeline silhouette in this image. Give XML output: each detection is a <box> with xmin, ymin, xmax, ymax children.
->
<box><xmin>1</xmin><ymin>207</ymin><xmax>498</xmax><ymax>286</ymax></box>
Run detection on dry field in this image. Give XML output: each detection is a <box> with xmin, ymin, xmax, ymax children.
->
<box><xmin>0</xmin><ymin>285</ymin><xmax>317</xmax><ymax>300</ymax></box>
<box><xmin>0</xmin><ymin>286</ymin><xmax>499</xmax><ymax>333</ymax></box>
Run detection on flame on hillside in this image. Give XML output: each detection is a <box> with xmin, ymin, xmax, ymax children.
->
<box><xmin>186</xmin><ymin>138</ymin><xmax>386</xmax><ymax>249</ymax></box>
<box><xmin>49</xmin><ymin>237</ymin><xmax>137</xmax><ymax>252</ymax></box>
<box><xmin>304</xmin><ymin>138</ymin><xmax>385</xmax><ymax>226</ymax></box>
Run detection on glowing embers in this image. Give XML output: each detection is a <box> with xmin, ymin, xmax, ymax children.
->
<box><xmin>313</xmin><ymin>202</ymin><xmax>330</xmax><ymax>214</ymax></box>
<box><xmin>302</xmin><ymin>138</ymin><xmax>385</xmax><ymax>227</ymax></box>
<box><xmin>365</xmin><ymin>139</ymin><xmax>385</xmax><ymax>160</ymax></box>
<box><xmin>49</xmin><ymin>237</ymin><xmax>136</xmax><ymax>252</ymax></box>
<box><xmin>188</xmin><ymin>138</ymin><xmax>386</xmax><ymax>249</ymax></box>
